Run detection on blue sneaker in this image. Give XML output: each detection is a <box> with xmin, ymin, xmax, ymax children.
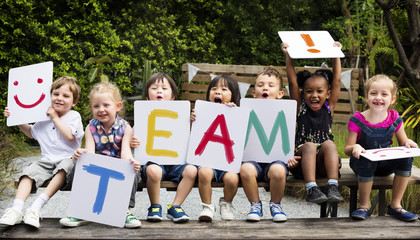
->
<box><xmin>246</xmin><ymin>201</ymin><xmax>262</xmax><ymax>222</ymax></box>
<box><xmin>387</xmin><ymin>205</ymin><xmax>418</xmax><ymax>222</ymax></box>
<box><xmin>351</xmin><ymin>208</ymin><xmax>369</xmax><ymax>220</ymax></box>
<box><xmin>269</xmin><ymin>202</ymin><xmax>287</xmax><ymax>222</ymax></box>
<box><xmin>147</xmin><ymin>204</ymin><xmax>162</xmax><ymax>222</ymax></box>
<box><xmin>167</xmin><ymin>205</ymin><xmax>189</xmax><ymax>223</ymax></box>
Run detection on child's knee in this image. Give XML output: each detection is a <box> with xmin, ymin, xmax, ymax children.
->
<box><xmin>268</xmin><ymin>165</ymin><xmax>286</xmax><ymax>181</ymax></box>
<box><xmin>223</xmin><ymin>173</ymin><xmax>239</xmax><ymax>186</ymax></box>
<box><xmin>183</xmin><ymin>165</ymin><xmax>198</xmax><ymax>179</ymax></box>
<box><xmin>198</xmin><ymin>167</ymin><xmax>213</xmax><ymax>182</ymax></box>
<box><xmin>301</xmin><ymin>142</ymin><xmax>317</xmax><ymax>152</ymax></box>
<box><xmin>322</xmin><ymin>140</ymin><xmax>337</xmax><ymax>151</ymax></box>
<box><xmin>240</xmin><ymin>163</ymin><xmax>257</xmax><ymax>179</ymax></box>
<box><xmin>146</xmin><ymin>165</ymin><xmax>163</xmax><ymax>181</ymax></box>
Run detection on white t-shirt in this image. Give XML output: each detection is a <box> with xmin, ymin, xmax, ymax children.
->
<box><xmin>31</xmin><ymin>110</ymin><xmax>84</xmax><ymax>163</ymax></box>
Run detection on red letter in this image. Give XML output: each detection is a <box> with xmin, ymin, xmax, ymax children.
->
<box><xmin>194</xmin><ymin>114</ymin><xmax>235</xmax><ymax>164</ymax></box>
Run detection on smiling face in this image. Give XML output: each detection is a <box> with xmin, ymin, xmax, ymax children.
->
<box><xmin>365</xmin><ymin>79</ymin><xmax>396</xmax><ymax>112</ymax></box>
<box><xmin>147</xmin><ymin>78</ymin><xmax>175</xmax><ymax>101</ymax></box>
<box><xmin>91</xmin><ymin>92</ymin><xmax>122</xmax><ymax>130</ymax></box>
<box><xmin>208</xmin><ymin>81</ymin><xmax>232</xmax><ymax>104</ymax></box>
<box><xmin>13</xmin><ymin>78</ymin><xmax>46</xmax><ymax>109</ymax></box>
<box><xmin>51</xmin><ymin>83</ymin><xmax>76</xmax><ymax>117</ymax></box>
<box><xmin>302</xmin><ymin>76</ymin><xmax>330</xmax><ymax>111</ymax></box>
<box><xmin>253</xmin><ymin>74</ymin><xmax>284</xmax><ymax>99</ymax></box>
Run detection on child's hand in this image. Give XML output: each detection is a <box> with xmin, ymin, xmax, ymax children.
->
<box><xmin>130</xmin><ymin>136</ymin><xmax>140</xmax><ymax>149</ymax></box>
<box><xmin>224</xmin><ymin>102</ymin><xmax>237</xmax><ymax>107</ymax></box>
<box><xmin>47</xmin><ymin>106</ymin><xmax>59</xmax><ymax>120</ymax></box>
<box><xmin>73</xmin><ymin>148</ymin><xmax>87</xmax><ymax>161</ymax></box>
<box><xmin>287</xmin><ymin>156</ymin><xmax>301</xmax><ymax>169</ymax></box>
<box><xmin>130</xmin><ymin>158</ymin><xmax>140</xmax><ymax>173</ymax></box>
<box><xmin>3</xmin><ymin>107</ymin><xmax>10</xmax><ymax>118</ymax></box>
<box><xmin>352</xmin><ymin>144</ymin><xmax>365</xmax><ymax>159</ymax></box>
<box><xmin>333</xmin><ymin>41</ymin><xmax>342</xmax><ymax>49</ymax></box>
<box><xmin>281</xmin><ymin>43</ymin><xmax>289</xmax><ymax>54</ymax></box>
<box><xmin>404</xmin><ymin>139</ymin><xmax>418</xmax><ymax>148</ymax></box>
<box><xmin>190</xmin><ymin>109</ymin><xmax>196</xmax><ymax>122</ymax></box>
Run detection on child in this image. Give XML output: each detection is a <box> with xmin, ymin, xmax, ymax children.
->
<box><xmin>344</xmin><ymin>75</ymin><xmax>419</xmax><ymax>221</ymax></box>
<box><xmin>240</xmin><ymin>68</ymin><xmax>299</xmax><ymax>222</ymax></box>
<box><xmin>0</xmin><ymin>76</ymin><xmax>84</xmax><ymax>228</ymax></box>
<box><xmin>282</xmin><ymin>42</ymin><xmax>343</xmax><ymax>204</ymax></box>
<box><xmin>191</xmin><ymin>75</ymin><xmax>240</xmax><ymax>221</ymax></box>
<box><xmin>131</xmin><ymin>72</ymin><xmax>198</xmax><ymax>223</ymax></box>
<box><xmin>59</xmin><ymin>82</ymin><xmax>141</xmax><ymax>228</ymax></box>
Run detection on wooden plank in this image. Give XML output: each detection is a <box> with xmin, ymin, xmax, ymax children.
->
<box><xmin>3</xmin><ymin>217</ymin><xmax>420</xmax><ymax>239</ymax></box>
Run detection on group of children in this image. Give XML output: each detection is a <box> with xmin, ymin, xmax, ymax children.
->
<box><xmin>1</xmin><ymin>41</ymin><xmax>418</xmax><ymax>229</ymax></box>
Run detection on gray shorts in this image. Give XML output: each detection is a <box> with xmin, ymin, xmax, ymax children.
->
<box><xmin>20</xmin><ymin>158</ymin><xmax>74</xmax><ymax>193</ymax></box>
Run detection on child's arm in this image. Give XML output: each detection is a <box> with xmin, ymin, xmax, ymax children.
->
<box><xmin>130</xmin><ymin>136</ymin><xmax>140</xmax><ymax>149</ymax></box>
<box><xmin>287</xmin><ymin>156</ymin><xmax>301</xmax><ymax>169</ymax></box>
<box><xmin>281</xmin><ymin>43</ymin><xmax>301</xmax><ymax>109</ymax></box>
<box><xmin>395</xmin><ymin>123</ymin><xmax>418</xmax><ymax>148</ymax></box>
<box><xmin>47</xmin><ymin>107</ymin><xmax>75</xmax><ymax>142</ymax></box>
<box><xmin>327</xmin><ymin>42</ymin><xmax>342</xmax><ymax>112</ymax></box>
<box><xmin>121</xmin><ymin>125</ymin><xmax>140</xmax><ymax>173</ymax></box>
<box><xmin>344</xmin><ymin>130</ymin><xmax>365</xmax><ymax>159</ymax></box>
<box><xmin>73</xmin><ymin>125</ymin><xmax>95</xmax><ymax>161</ymax></box>
<box><xmin>4</xmin><ymin>107</ymin><xmax>33</xmax><ymax>138</ymax></box>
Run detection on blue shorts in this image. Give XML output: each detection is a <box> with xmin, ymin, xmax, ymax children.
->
<box><xmin>197</xmin><ymin>166</ymin><xmax>229</xmax><ymax>183</ymax></box>
<box><xmin>350</xmin><ymin>157</ymin><xmax>413</xmax><ymax>182</ymax></box>
<box><xmin>141</xmin><ymin>162</ymin><xmax>191</xmax><ymax>183</ymax></box>
<box><xmin>242</xmin><ymin>160</ymin><xmax>288</xmax><ymax>182</ymax></box>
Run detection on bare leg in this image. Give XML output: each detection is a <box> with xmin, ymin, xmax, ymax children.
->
<box><xmin>298</xmin><ymin>142</ymin><xmax>317</xmax><ymax>183</ymax></box>
<box><xmin>198</xmin><ymin>167</ymin><xmax>214</xmax><ymax>204</ymax></box>
<box><xmin>390</xmin><ymin>175</ymin><xmax>409</xmax><ymax>209</ymax></box>
<box><xmin>43</xmin><ymin>170</ymin><xmax>66</xmax><ymax>198</ymax></box>
<box><xmin>15</xmin><ymin>176</ymin><xmax>34</xmax><ymax>202</ymax></box>
<box><xmin>358</xmin><ymin>181</ymin><xmax>373</xmax><ymax>209</ymax></box>
<box><xmin>240</xmin><ymin>163</ymin><xmax>259</xmax><ymax>202</ymax></box>
<box><xmin>222</xmin><ymin>172</ymin><xmax>239</xmax><ymax>202</ymax></box>
<box><xmin>316</xmin><ymin>140</ymin><xmax>339</xmax><ymax>179</ymax></box>
<box><xmin>267</xmin><ymin>164</ymin><xmax>286</xmax><ymax>203</ymax></box>
<box><xmin>146</xmin><ymin>165</ymin><xmax>163</xmax><ymax>205</ymax></box>
<box><xmin>172</xmin><ymin>165</ymin><xmax>197</xmax><ymax>206</ymax></box>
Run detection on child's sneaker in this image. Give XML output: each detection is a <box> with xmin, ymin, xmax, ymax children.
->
<box><xmin>167</xmin><ymin>204</ymin><xmax>189</xmax><ymax>223</ymax></box>
<box><xmin>269</xmin><ymin>202</ymin><xmax>287</xmax><ymax>222</ymax></box>
<box><xmin>306</xmin><ymin>186</ymin><xmax>328</xmax><ymax>204</ymax></box>
<box><xmin>387</xmin><ymin>205</ymin><xmax>419</xmax><ymax>222</ymax></box>
<box><xmin>59</xmin><ymin>217</ymin><xmax>89</xmax><ymax>227</ymax></box>
<box><xmin>323</xmin><ymin>184</ymin><xmax>343</xmax><ymax>202</ymax></box>
<box><xmin>147</xmin><ymin>204</ymin><xmax>163</xmax><ymax>222</ymax></box>
<box><xmin>23</xmin><ymin>208</ymin><xmax>40</xmax><ymax>228</ymax></box>
<box><xmin>219</xmin><ymin>197</ymin><xmax>235</xmax><ymax>220</ymax></box>
<box><xmin>125</xmin><ymin>210</ymin><xmax>141</xmax><ymax>228</ymax></box>
<box><xmin>0</xmin><ymin>207</ymin><xmax>23</xmax><ymax>226</ymax></box>
<box><xmin>199</xmin><ymin>203</ymin><xmax>215</xmax><ymax>222</ymax></box>
<box><xmin>246</xmin><ymin>201</ymin><xmax>262</xmax><ymax>222</ymax></box>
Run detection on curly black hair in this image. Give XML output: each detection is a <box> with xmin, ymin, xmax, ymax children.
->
<box><xmin>296</xmin><ymin>69</ymin><xmax>333</xmax><ymax>89</ymax></box>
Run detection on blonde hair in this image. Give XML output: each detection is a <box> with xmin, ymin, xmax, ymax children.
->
<box><xmin>89</xmin><ymin>82</ymin><xmax>125</xmax><ymax>117</ymax></box>
<box><xmin>51</xmin><ymin>76</ymin><xmax>81</xmax><ymax>103</ymax></box>
<box><xmin>364</xmin><ymin>74</ymin><xmax>397</xmax><ymax>109</ymax></box>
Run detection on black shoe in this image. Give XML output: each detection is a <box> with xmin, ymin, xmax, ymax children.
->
<box><xmin>306</xmin><ymin>186</ymin><xmax>328</xmax><ymax>204</ymax></box>
<box><xmin>323</xmin><ymin>184</ymin><xmax>343</xmax><ymax>202</ymax></box>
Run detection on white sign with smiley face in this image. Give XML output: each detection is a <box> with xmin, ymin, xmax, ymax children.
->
<box><xmin>7</xmin><ymin>61</ymin><xmax>53</xmax><ymax>126</ymax></box>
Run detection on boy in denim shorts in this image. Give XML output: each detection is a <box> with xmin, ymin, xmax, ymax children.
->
<box><xmin>0</xmin><ymin>76</ymin><xmax>84</xmax><ymax>228</ymax></box>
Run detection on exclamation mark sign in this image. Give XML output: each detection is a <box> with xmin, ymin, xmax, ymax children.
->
<box><xmin>300</xmin><ymin>34</ymin><xmax>320</xmax><ymax>53</ymax></box>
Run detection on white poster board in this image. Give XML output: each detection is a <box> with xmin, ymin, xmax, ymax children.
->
<box><xmin>7</xmin><ymin>61</ymin><xmax>53</xmax><ymax>126</ymax></box>
<box><xmin>278</xmin><ymin>31</ymin><xmax>344</xmax><ymax>59</ymax></box>
<box><xmin>134</xmin><ymin>101</ymin><xmax>190</xmax><ymax>165</ymax></box>
<box><xmin>67</xmin><ymin>153</ymin><xmax>135</xmax><ymax>228</ymax></box>
<box><xmin>186</xmin><ymin>100</ymin><xmax>250</xmax><ymax>173</ymax></box>
<box><xmin>360</xmin><ymin>147</ymin><xmax>420</xmax><ymax>161</ymax></box>
<box><xmin>241</xmin><ymin>99</ymin><xmax>297</xmax><ymax>164</ymax></box>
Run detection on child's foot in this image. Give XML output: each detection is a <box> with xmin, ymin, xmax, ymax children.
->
<box><xmin>246</xmin><ymin>201</ymin><xmax>263</xmax><ymax>222</ymax></box>
<box><xmin>147</xmin><ymin>204</ymin><xmax>163</xmax><ymax>222</ymax></box>
<box><xmin>0</xmin><ymin>207</ymin><xmax>23</xmax><ymax>226</ymax></box>
<box><xmin>269</xmin><ymin>202</ymin><xmax>287</xmax><ymax>222</ymax></box>
<box><xmin>59</xmin><ymin>217</ymin><xmax>89</xmax><ymax>227</ymax></box>
<box><xmin>219</xmin><ymin>197</ymin><xmax>235</xmax><ymax>220</ymax></box>
<box><xmin>351</xmin><ymin>208</ymin><xmax>369</xmax><ymax>220</ymax></box>
<box><xmin>23</xmin><ymin>208</ymin><xmax>40</xmax><ymax>228</ymax></box>
<box><xmin>306</xmin><ymin>186</ymin><xmax>328</xmax><ymax>204</ymax></box>
<box><xmin>387</xmin><ymin>205</ymin><xmax>418</xmax><ymax>222</ymax></box>
<box><xmin>125</xmin><ymin>210</ymin><xmax>141</xmax><ymax>228</ymax></box>
<box><xmin>323</xmin><ymin>184</ymin><xmax>343</xmax><ymax>202</ymax></box>
<box><xmin>199</xmin><ymin>203</ymin><xmax>215</xmax><ymax>222</ymax></box>
<box><xmin>167</xmin><ymin>205</ymin><xmax>189</xmax><ymax>223</ymax></box>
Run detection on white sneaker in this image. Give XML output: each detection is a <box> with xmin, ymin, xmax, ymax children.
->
<box><xmin>219</xmin><ymin>197</ymin><xmax>235</xmax><ymax>220</ymax></box>
<box><xmin>59</xmin><ymin>217</ymin><xmax>89</xmax><ymax>227</ymax></box>
<box><xmin>199</xmin><ymin>203</ymin><xmax>215</xmax><ymax>222</ymax></box>
<box><xmin>0</xmin><ymin>208</ymin><xmax>23</xmax><ymax>225</ymax></box>
<box><xmin>23</xmin><ymin>208</ymin><xmax>40</xmax><ymax>228</ymax></box>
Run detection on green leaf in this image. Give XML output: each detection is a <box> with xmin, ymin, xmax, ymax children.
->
<box><xmin>101</xmin><ymin>74</ymin><xmax>109</xmax><ymax>83</ymax></box>
<box><xmin>89</xmin><ymin>68</ymin><xmax>98</xmax><ymax>82</ymax></box>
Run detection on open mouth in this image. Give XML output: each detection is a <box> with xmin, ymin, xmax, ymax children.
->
<box><xmin>214</xmin><ymin>97</ymin><xmax>222</xmax><ymax>103</ymax></box>
<box><xmin>310</xmin><ymin>100</ymin><xmax>320</xmax><ymax>108</ymax></box>
<box><xmin>262</xmin><ymin>93</ymin><xmax>269</xmax><ymax>98</ymax></box>
<box><xmin>156</xmin><ymin>96</ymin><xmax>163</xmax><ymax>100</ymax></box>
<box><xmin>373</xmin><ymin>102</ymin><xmax>384</xmax><ymax>106</ymax></box>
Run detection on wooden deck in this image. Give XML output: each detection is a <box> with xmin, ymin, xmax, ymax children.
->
<box><xmin>1</xmin><ymin>217</ymin><xmax>420</xmax><ymax>239</ymax></box>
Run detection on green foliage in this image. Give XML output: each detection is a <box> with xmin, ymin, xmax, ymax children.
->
<box><xmin>397</xmin><ymin>82</ymin><xmax>420</xmax><ymax>128</ymax></box>
<box><xmin>85</xmin><ymin>56</ymin><xmax>112</xmax><ymax>83</ymax></box>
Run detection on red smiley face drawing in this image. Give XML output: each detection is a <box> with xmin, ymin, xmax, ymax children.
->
<box><xmin>13</xmin><ymin>78</ymin><xmax>46</xmax><ymax>109</ymax></box>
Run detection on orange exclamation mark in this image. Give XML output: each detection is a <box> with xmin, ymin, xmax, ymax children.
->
<box><xmin>300</xmin><ymin>34</ymin><xmax>320</xmax><ymax>53</ymax></box>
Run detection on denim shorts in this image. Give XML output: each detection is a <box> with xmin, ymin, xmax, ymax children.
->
<box><xmin>350</xmin><ymin>156</ymin><xmax>413</xmax><ymax>182</ymax></box>
<box><xmin>242</xmin><ymin>160</ymin><xmax>288</xmax><ymax>182</ymax></box>
<box><xmin>21</xmin><ymin>157</ymin><xmax>74</xmax><ymax>193</ymax></box>
<box><xmin>196</xmin><ymin>166</ymin><xmax>229</xmax><ymax>183</ymax></box>
<box><xmin>141</xmin><ymin>162</ymin><xmax>190</xmax><ymax>183</ymax></box>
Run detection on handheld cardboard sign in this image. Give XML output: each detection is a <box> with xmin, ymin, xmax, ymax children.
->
<box><xmin>360</xmin><ymin>147</ymin><xmax>420</xmax><ymax>161</ymax></box>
